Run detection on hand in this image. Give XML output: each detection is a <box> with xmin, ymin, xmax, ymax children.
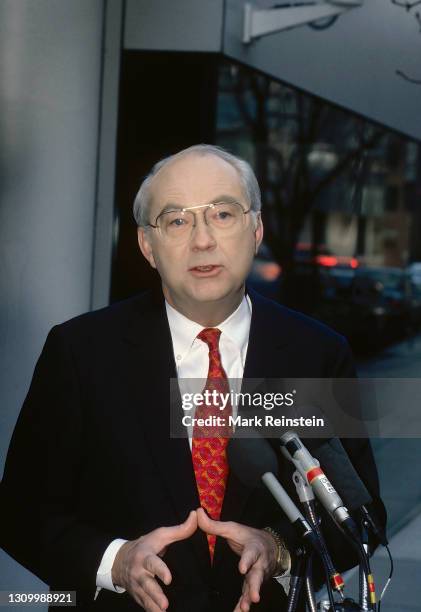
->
<box><xmin>112</xmin><ymin>510</ymin><xmax>198</xmax><ymax>611</ymax></box>
<box><xmin>197</xmin><ymin>507</ymin><xmax>280</xmax><ymax>612</ymax></box>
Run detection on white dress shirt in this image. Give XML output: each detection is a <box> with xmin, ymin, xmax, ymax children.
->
<box><xmin>95</xmin><ymin>296</ymin><xmax>252</xmax><ymax>595</ymax></box>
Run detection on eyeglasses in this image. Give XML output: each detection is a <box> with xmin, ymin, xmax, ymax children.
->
<box><xmin>145</xmin><ymin>201</ymin><xmax>252</xmax><ymax>242</ymax></box>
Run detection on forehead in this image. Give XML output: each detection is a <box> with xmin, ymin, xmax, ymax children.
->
<box><xmin>149</xmin><ymin>153</ymin><xmax>246</xmax><ymax>213</ymax></box>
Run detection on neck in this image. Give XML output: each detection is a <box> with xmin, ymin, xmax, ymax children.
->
<box><xmin>163</xmin><ymin>286</ymin><xmax>245</xmax><ymax>326</ymax></box>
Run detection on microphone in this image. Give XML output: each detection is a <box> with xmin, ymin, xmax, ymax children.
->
<box><xmin>227</xmin><ymin>436</ymin><xmax>351</xmax><ymax>603</ymax></box>
<box><xmin>227</xmin><ymin>436</ymin><xmax>323</xmax><ymax>552</ymax></box>
<box><xmin>280</xmin><ymin>433</ymin><xmax>387</xmax><ymax>546</ymax></box>
<box><xmin>309</xmin><ymin>437</ymin><xmax>388</xmax><ymax>546</ymax></box>
<box><xmin>292</xmin><ymin>470</ymin><xmax>345</xmax><ymax>596</ymax></box>
<box><xmin>279</xmin><ymin>432</ymin><xmax>361</xmax><ymax>543</ymax></box>
<box><xmin>261</xmin><ymin>471</ymin><xmax>329</xmax><ymax>555</ymax></box>
<box><xmin>227</xmin><ymin>434</ymin><xmax>278</xmax><ymax>487</ymax></box>
<box><xmin>306</xmin><ymin>437</ymin><xmax>372</xmax><ymax>511</ymax></box>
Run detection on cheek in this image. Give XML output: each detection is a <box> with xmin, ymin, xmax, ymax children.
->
<box><xmin>153</xmin><ymin>247</ymin><xmax>186</xmax><ymax>281</ymax></box>
<box><xmin>228</xmin><ymin>236</ymin><xmax>256</xmax><ymax>271</ymax></box>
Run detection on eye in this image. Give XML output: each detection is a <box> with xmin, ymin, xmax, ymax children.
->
<box><xmin>211</xmin><ymin>203</ymin><xmax>238</xmax><ymax>225</ymax></box>
<box><xmin>216</xmin><ymin>210</ymin><xmax>232</xmax><ymax>220</ymax></box>
<box><xmin>162</xmin><ymin>211</ymin><xmax>191</xmax><ymax>230</ymax></box>
<box><xmin>169</xmin><ymin>217</ymin><xmax>187</xmax><ymax>227</ymax></box>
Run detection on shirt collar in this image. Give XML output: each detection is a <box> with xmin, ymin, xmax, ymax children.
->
<box><xmin>165</xmin><ymin>295</ymin><xmax>252</xmax><ymax>363</ymax></box>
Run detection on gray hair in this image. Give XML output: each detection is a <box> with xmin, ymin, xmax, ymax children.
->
<box><xmin>133</xmin><ymin>144</ymin><xmax>261</xmax><ymax>227</ymax></box>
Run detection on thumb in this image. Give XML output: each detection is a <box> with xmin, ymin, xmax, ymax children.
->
<box><xmin>160</xmin><ymin>510</ymin><xmax>198</xmax><ymax>546</ymax></box>
<box><xmin>239</xmin><ymin>546</ymin><xmax>260</xmax><ymax>574</ymax></box>
<box><xmin>197</xmin><ymin>507</ymin><xmax>232</xmax><ymax>537</ymax></box>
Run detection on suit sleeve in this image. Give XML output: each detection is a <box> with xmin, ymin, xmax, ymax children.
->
<box><xmin>0</xmin><ymin>326</ymin><xmax>112</xmax><ymax>600</ymax></box>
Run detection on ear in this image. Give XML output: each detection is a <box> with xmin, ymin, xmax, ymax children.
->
<box><xmin>254</xmin><ymin>212</ymin><xmax>264</xmax><ymax>255</ymax></box>
<box><xmin>137</xmin><ymin>227</ymin><xmax>157</xmax><ymax>269</ymax></box>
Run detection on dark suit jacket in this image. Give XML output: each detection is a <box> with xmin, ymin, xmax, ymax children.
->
<box><xmin>0</xmin><ymin>289</ymin><xmax>386</xmax><ymax>611</ymax></box>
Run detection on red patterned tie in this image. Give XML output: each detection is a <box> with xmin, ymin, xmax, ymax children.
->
<box><xmin>192</xmin><ymin>328</ymin><xmax>232</xmax><ymax>561</ymax></box>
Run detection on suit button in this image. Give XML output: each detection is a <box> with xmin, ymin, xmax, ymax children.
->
<box><xmin>211</xmin><ymin>589</ymin><xmax>220</xmax><ymax>598</ymax></box>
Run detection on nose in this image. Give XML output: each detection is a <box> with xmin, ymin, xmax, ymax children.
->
<box><xmin>190</xmin><ymin>215</ymin><xmax>217</xmax><ymax>251</ymax></box>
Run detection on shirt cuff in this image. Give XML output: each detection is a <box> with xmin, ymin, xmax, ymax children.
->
<box><xmin>274</xmin><ymin>547</ymin><xmax>291</xmax><ymax>595</ymax></box>
<box><xmin>95</xmin><ymin>538</ymin><xmax>128</xmax><ymax>596</ymax></box>
<box><xmin>275</xmin><ymin>570</ymin><xmax>291</xmax><ymax>595</ymax></box>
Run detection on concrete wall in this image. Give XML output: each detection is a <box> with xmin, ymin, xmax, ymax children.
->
<box><xmin>125</xmin><ymin>0</ymin><xmax>224</xmax><ymax>51</ymax></box>
<box><xmin>0</xmin><ymin>0</ymin><xmax>104</xmax><ymax>599</ymax></box>
<box><xmin>224</xmin><ymin>0</ymin><xmax>421</xmax><ymax>141</ymax></box>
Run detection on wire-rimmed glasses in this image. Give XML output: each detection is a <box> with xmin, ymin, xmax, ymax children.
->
<box><xmin>145</xmin><ymin>201</ymin><xmax>252</xmax><ymax>243</ymax></box>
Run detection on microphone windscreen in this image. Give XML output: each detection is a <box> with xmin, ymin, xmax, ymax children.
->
<box><xmin>228</xmin><ymin>433</ymin><xmax>278</xmax><ymax>488</ymax></box>
<box><xmin>310</xmin><ymin>438</ymin><xmax>372</xmax><ymax>511</ymax></box>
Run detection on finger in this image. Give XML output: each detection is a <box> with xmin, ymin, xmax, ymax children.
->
<box><xmin>233</xmin><ymin>595</ymin><xmax>247</xmax><ymax>612</ymax></box>
<box><xmin>232</xmin><ymin>573</ymin><xmax>251</xmax><ymax>611</ymax></box>
<box><xmin>244</xmin><ymin>566</ymin><xmax>264</xmax><ymax>603</ymax></box>
<box><xmin>237</xmin><ymin>578</ymin><xmax>252</xmax><ymax>611</ymax></box>
<box><xmin>138</xmin><ymin>574</ymin><xmax>169</xmax><ymax>610</ymax></box>
<box><xmin>144</xmin><ymin>554</ymin><xmax>172</xmax><ymax>585</ymax></box>
<box><xmin>137</xmin><ymin>585</ymin><xmax>167</xmax><ymax>612</ymax></box>
<box><xmin>130</xmin><ymin>584</ymin><xmax>159</xmax><ymax>612</ymax></box>
<box><xmin>234</xmin><ymin>591</ymin><xmax>251</xmax><ymax>612</ymax></box>
<box><xmin>158</xmin><ymin>510</ymin><xmax>198</xmax><ymax>546</ymax></box>
<box><xmin>237</xmin><ymin>588</ymin><xmax>253</xmax><ymax>612</ymax></box>
<box><xmin>238</xmin><ymin>546</ymin><xmax>259</xmax><ymax>575</ymax></box>
<box><xmin>197</xmin><ymin>507</ymin><xmax>237</xmax><ymax>538</ymax></box>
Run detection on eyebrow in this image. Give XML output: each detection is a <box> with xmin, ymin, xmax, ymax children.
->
<box><xmin>157</xmin><ymin>195</ymin><xmax>240</xmax><ymax>216</ymax></box>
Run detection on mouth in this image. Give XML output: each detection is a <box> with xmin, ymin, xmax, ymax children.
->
<box><xmin>189</xmin><ymin>265</ymin><xmax>223</xmax><ymax>277</ymax></box>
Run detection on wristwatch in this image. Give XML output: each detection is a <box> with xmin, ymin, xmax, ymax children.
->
<box><xmin>263</xmin><ymin>527</ymin><xmax>291</xmax><ymax>577</ymax></box>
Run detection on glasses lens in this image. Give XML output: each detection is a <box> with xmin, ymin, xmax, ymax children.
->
<box><xmin>206</xmin><ymin>202</ymin><xmax>244</xmax><ymax>230</ymax></box>
<box><xmin>157</xmin><ymin>210</ymin><xmax>194</xmax><ymax>238</ymax></box>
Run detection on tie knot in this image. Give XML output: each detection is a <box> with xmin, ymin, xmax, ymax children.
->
<box><xmin>197</xmin><ymin>328</ymin><xmax>221</xmax><ymax>352</ymax></box>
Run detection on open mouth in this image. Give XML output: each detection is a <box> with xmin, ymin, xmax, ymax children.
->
<box><xmin>191</xmin><ymin>265</ymin><xmax>217</xmax><ymax>272</ymax></box>
<box><xmin>189</xmin><ymin>265</ymin><xmax>222</xmax><ymax>276</ymax></box>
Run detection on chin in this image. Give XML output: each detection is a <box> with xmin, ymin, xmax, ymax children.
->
<box><xmin>188</xmin><ymin>282</ymin><xmax>240</xmax><ymax>304</ymax></box>
<box><xmin>190</xmin><ymin>289</ymin><xmax>228</xmax><ymax>303</ymax></box>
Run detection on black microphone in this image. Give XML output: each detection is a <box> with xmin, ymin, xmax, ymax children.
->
<box><xmin>227</xmin><ymin>434</ymin><xmax>278</xmax><ymax>488</ymax></box>
<box><xmin>305</xmin><ymin>437</ymin><xmax>372</xmax><ymax>511</ymax></box>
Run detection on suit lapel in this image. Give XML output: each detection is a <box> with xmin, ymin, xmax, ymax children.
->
<box><xmin>243</xmin><ymin>288</ymin><xmax>292</xmax><ymax>379</ymax></box>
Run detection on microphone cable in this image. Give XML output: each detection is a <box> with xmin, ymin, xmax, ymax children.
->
<box><xmin>297</xmin><ymin>498</ymin><xmax>337</xmax><ymax>611</ymax></box>
<box><xmin>377</xmin><ymin>544</ymin><xmax>394</xmax><ymax>611</ymax></box>
<box><xmin>306</xmin><ymin>498</ymin><xmax>346</xmax><ymax>599</ymax></box>
<box><xmin>286</xmin><ymin>550</ymin><xmax>305</xmax><ymax>612</ymax></box>
<box><xmin>348</xmin><ymin>533</ymin><xmax>377</xmax><ymax>612</ymax></box>
<box><xmin>304</xmin><ymin>554</ymin><xmax>317</xmax><ymax>612</ymax></box>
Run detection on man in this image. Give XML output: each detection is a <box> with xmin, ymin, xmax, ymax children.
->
<box><xmin>0</xmin><ymin>145</ymin><xmax>385</xmax><ymax>611</ymax></box>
